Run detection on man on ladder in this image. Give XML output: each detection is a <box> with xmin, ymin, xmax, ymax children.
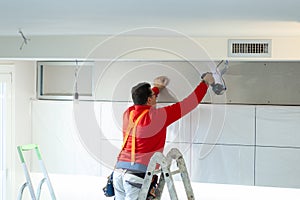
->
<box><xmin>113</xmin><ymin>73</ymin><xmax>215</xmax><ymax>200</ymax></box>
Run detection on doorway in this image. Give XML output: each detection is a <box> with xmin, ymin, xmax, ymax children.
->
<box><xmin>0</xmin><ymin>74</ymin><xmax>12</xmax><ymax>200</ymax></box>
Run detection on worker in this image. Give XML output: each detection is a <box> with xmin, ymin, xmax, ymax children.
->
<box><xmin>113</xmin><ymin>73</ymin><xmax>215</xmax><ymax>200</ymax></box>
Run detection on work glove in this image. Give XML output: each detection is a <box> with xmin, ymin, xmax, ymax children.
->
<box><xmin>153</xmin><ymin>76</ymin><xmax>170</xmax><ymax>90</ymax></box>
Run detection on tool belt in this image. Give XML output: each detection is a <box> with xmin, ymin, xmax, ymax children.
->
<box><xmin>126</xmin><ymin>170</ymin><xmax>146</xmax><ymax>179</ymax></box>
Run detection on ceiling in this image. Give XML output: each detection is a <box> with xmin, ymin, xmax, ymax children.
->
<box><xmin>0</xmin><ymin>0</ymin><xmax>300</xmax><ymax>37</ymax></box>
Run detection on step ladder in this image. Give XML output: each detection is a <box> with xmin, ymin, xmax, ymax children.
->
<box><xmin>17</xmin><ymin>144</ymin><xmax>56</xmax><ymax>200</ymax></box>
<box><xmin>138</xmin><ymin>148</ymin><xmax>194</xmax><ymax>200</ymax></box>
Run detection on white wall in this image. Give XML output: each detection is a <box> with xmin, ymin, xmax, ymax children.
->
<box><xmin>7</xmin><ymin>61</ymin><xmax>35</xmax><ymax>199</ymax></box>
<box><xmin>0</xmin><ymin>64</ymin><xmax>14</xmax><ymax>200</ymax></box>
<box><xmin>0</xmin><ymin>61</ymin><xmax>36</xmax><ymax>199</ymax></box>
<box><xmin>30</xmin><ymin>101</ymin><xmax>300</xmax><ymax>189</ymax></box>
<box><xmin>6</xmin><ymin>59</ymin><xmax>300</xmax><ymax>197</ymax></box>
<box><xmin>256</xmin><ymin>106</ymin><xmax>300</xmax><ymax>188</ymax></box>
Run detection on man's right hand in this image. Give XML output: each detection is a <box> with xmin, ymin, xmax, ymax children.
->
<box><xmin>202</xmin><ymin>72</ymin><xmax>215</xmax><ymax>85</ymax></box>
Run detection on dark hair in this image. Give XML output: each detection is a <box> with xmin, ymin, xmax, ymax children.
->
<box><xmin>131</xmin><ymin>82</ymin><xmax>152</xmax><ymax>105</ymax></box>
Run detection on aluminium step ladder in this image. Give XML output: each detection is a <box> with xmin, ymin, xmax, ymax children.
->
<box><xmin>17</xmin><ymin>144</ymin><xmax>56</xmax><ymax>200</ymax></box>
<box><xmin>138</xmin><ymin>148</ymin><xmax>195</xmax><ymax>200</ymax></box>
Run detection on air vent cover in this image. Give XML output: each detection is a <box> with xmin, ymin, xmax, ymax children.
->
<box><xmin>228</xmin><ymin>39</ymin><xmax>271</xmax><ymax>57</ymax></box>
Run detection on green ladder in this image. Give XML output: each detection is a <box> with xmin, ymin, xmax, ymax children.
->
<box><xmin>17</xmin><ymin>144</ymin><xmax>56</xmax><ymax>200</ymax></box>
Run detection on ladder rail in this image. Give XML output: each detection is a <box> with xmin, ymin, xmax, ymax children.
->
<box><xmin>17</xmin><ymin>183</ymin><xmax>30</xmax><ymax>200</ymax></box>
<box><xmin>36</xmin><ymin>178</ymin><xmax>46</xmax><ymax>200</ymax></box>
<box><xmin>17</xmin><ymin>150</ymin><xmax>37</xmax><ymax>200</ymax></box>
<box><xmin>17</xmin><ymin>144</ymin><xmax>56</xmax><ymax>200</ymax></box>
<box><xmin>160</xmin><ymin>158</ymin><xmax>179</xmax><ymax>200</ymax></box>
<box><xmin>38</xmin><ymin>159</ymin><xmax>56</xmax><ymax>198</ymax></box>
<box><xmin>138</xmin><ymin>148</ymin><xmax>194</xmax><ymax>200</ymax></box>
<box><xmin>177</xmin><ymin>157</ymin><xmax>194</xmax><ymax>200</ymax></box>
<box><xmin>166</xmin><ymin>148</ymin><xmax>195</xmax><ymax>200</ymax></box>
<box><xmin>138</xmin><ymin>152</ymin><xmax>165</xmax><ymax>199</ymax></box>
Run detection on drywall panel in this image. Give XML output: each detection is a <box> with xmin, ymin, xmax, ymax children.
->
<box><xmin>256</xmin><ymin>106</ymin><xmax>300</xmax><ymax>147</ymax></box>
<box><xmin>191</xmin><ymin>144</ymin><xmax>254</xmax><ymax>185</ymax></box>
<box><xmin>191</xmin><ymin>104</ymin><xmax>255</xmax><ymax>145</ymax></box>
<box><xmin>223</xmin><ymin>61</ymin><xmax>300</xmax><ymax>105</ymax></box>
<box><xmin>30</xmin><ymin>99</ymin><xmax>300</xmax><ymax>189</ymax></box>
<box><xmin>93</xmin><ymin>61</ymin><xmax>300</xmax><ymax>105</ymax></box>
<box><xmin>31</xmin><ymin>100</ymin><xmax>101</xmax><ymax>176</ymax></box>
<box><xmin>99</xmin><ymin>139</ymin><xmax>122</xmax><ymax>175</ymax></box>
<box><xmin>94</xmin><ymin>61</ymin><xmax>213</xmax><ymax>102</ymax></box>
<box><xmin>256</xmin><ymin>146</ymin><xmax>300</xmax><ymax>188</ymax></box>
<box><xmin>99</xmin><ymin>102</ymin><xmax>128</xmax><ymax>140</ymax></box>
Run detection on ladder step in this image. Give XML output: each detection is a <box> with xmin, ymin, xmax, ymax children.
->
<box><xmin>138</xmin><ymin>148</ymin><xmax>194</xmax><ymax>200</ymax></box>
<box><xmin>171</xmin><ymin>169</ymin><xmax>181</xmax><ymax>176</ymax></box>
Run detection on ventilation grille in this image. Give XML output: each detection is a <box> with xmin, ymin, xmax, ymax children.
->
<box><xmin>228</xmin><ymin>39</ymin><xmax>271</xmax><ymax>57</ymax></box>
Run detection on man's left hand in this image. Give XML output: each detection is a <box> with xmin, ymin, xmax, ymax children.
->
<box><xmin>153</xmin><ymin>76</ymin><xmax>169</xmax><ymax>90</ymax></box>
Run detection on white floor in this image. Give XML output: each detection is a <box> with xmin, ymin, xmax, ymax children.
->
<box><xmin>25</xmin><ymin>173</ymin><xmax>300</xmax><ymax>200</ymax></box>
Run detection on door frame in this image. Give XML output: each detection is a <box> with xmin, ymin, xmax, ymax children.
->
<box><xmin>0</xmin><ymin>64</ymin><xmax>15</xmax><ymax>200</ymax></box>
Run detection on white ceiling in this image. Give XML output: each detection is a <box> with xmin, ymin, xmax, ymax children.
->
<box><xmin>0</xmin><ymin>0</ymin><xmax>300</xmax><ymax>37</ymax></box>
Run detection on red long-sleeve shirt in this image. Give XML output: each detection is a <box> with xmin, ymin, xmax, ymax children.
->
<box><xmin>116</xmin><ymin>81</ymin><xmax>208</xmax><ymax>172</ymax></box>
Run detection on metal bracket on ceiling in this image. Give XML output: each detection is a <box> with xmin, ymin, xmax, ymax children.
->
<box><xmin>18</xmin><ymin>29</ymin><xmax>30</xmax><ymax>50</ymax></box>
